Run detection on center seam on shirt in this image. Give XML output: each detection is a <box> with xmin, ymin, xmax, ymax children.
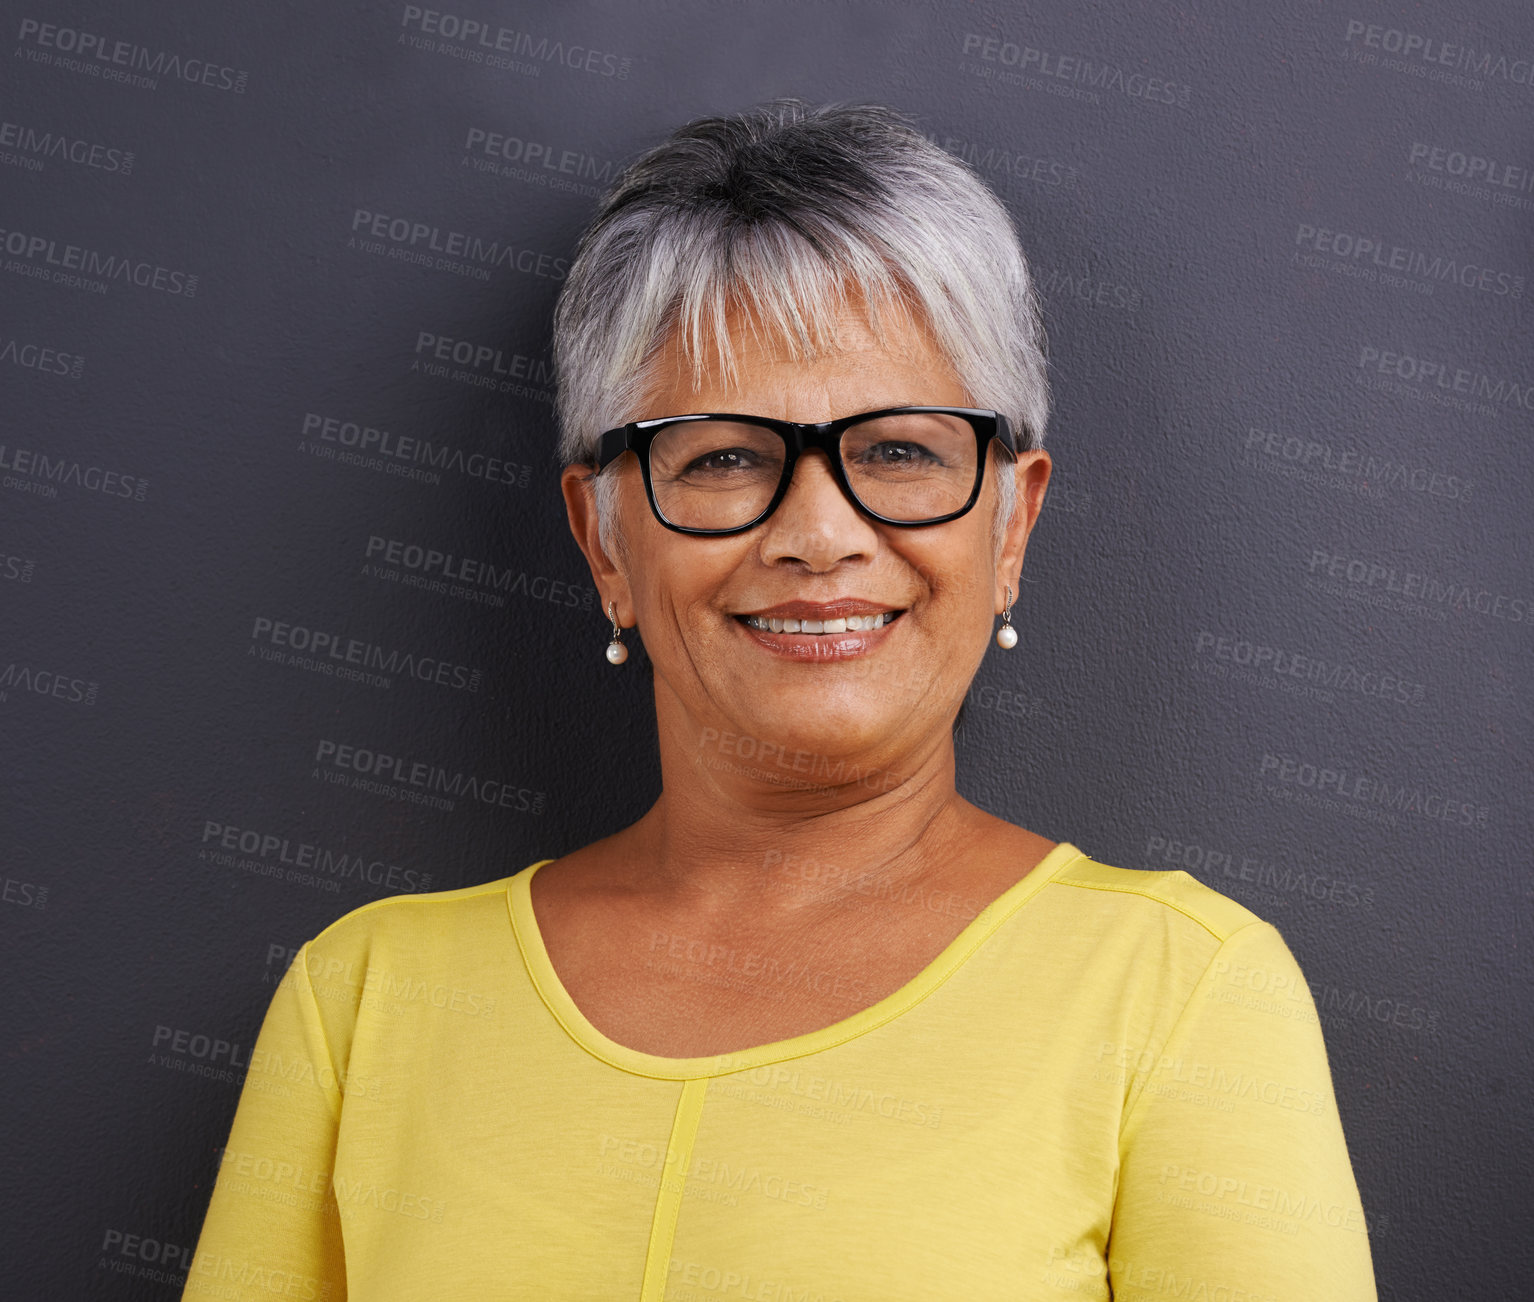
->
<box><xmin>640</xmin><ymin>1077</ymin><xmax>710</xmax><ymax>1300</ymax></box>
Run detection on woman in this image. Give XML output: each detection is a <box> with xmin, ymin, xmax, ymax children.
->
<box><xmin>182</xmin><ymin>101</ymin><xmax>1376</xmax><ymax>1300</ymax></box>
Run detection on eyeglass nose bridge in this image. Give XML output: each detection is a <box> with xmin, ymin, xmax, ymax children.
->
<box><xmin>777</xmin><ymin>419</ymin><xmax>850</xmax><ymax>473</ymax></box>
<box><xmin>759</xmin><ymin>417</ymin><xmax>880</xmax><ymax>524</ymax></box>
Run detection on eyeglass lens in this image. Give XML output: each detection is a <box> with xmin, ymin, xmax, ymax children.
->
<box><xmin>647</xmin><ymin>412</ymin><xmax>981</xmax><ymax>530</ymax></box>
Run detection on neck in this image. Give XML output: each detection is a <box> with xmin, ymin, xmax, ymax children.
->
<box><xmin>618</xmin><ymin>683</ymin><xmax>981</xmax><ymax>922</ymax></box>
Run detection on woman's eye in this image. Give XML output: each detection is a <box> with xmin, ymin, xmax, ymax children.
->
<box><xmin>689</xmin><ymin>450</ymin><xmax>755</xmax><ymax>472</ymax></box>
<box><xmin>866</xmin><ymin>442</ymin><xmax>937</xmax><ymax>465</ymax></box>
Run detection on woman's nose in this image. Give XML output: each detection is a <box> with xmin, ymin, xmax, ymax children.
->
<box><xmin>757</xmin><ymin>450</ymin><xmax>877</xmax><ymax>564</ymax></box>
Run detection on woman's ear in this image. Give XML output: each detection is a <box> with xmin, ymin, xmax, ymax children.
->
<box><xmin>996</xmin><ymin>448</ymin><xmax>1052</xmax><ymax>604</ymax></box>
<box><xmin>561</xmin><ymin>463</ymin><xmax>634</xmax><ymax>625</ymax></box>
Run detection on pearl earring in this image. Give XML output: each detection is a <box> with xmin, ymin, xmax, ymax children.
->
<box><xmin>995</xmin><ymin>584</ymin><xmax>1017</xmax><ymax>649</ymax></box>
<box><xmin>605</xmin><ymin>600</ymin><xmax>628</xmax><ymax>665</ymax></box>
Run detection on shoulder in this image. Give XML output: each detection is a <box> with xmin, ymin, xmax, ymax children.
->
<box><xmin>1029</xmin><ymin>850</ymin><xmax>1317</xmax><ymax>1054</ymax></box>
<box><xmin>1018</xmin><ymin>846</ymin><xmax>1305</xmax><ymax>1007</ymax></box>
<box><xmin>302</xmin><ymin>864</ymin><xmax>545</xmax><ymax>959</ymax></box>
<box><xmin>1044</xmin><ymin>848</ymin><xmax>1266</xmax><ymax>947</ymax></box>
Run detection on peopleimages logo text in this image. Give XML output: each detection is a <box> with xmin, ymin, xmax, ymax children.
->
<box><xmin>399</xmin><ymin>6</ymin><xmax>630</xmax><ymax>77</ymax></box>
<box><xmin>1306</xmin><ymin>549</ymin><xmax>1530</xmax><ymax>624</ymax></box>
<box><xmin>0</xmin><ymin>443</ymin><xmax>147</xmax><ymax>499</ymax></box>
<box><xmin>251</xmin><ymin>617</ymin><xmax>483</xmax><ymax>693</ymax></box>
<box><xmin>351</xmin><ymin>209</ymin><xmax>567</xmax><ymax>280</ymax></box>
<box><xmin>1295</xmin><ymin>224</ymin><xmax>1523</xmax><ymax>297</ymax></box>
<box><xmin>960</xmin><ymin>32</ymin><xmax>1191</xmax><ymax>105</ymax></box>
<box><xmin>1</xmin><ymin>336</ymin><xmax>84</xmax><ymax>378</ymax></box>
<box><xmin>1</xmin><ymin>225</ymin><xmax>197</xmax><ymax>295</ymax></box>
<box><xmin>302</xmin><ymin>412</ymin><xmax>533</xmax><ymax>487</ymax></box>
<box><xmin>314</xmin><ymin>738</ymin><xmax>547</xmax><ymax>815</ymax></box>
<box><xmin>201</xmin><ymin>820</ymin><xmax>432</xmax><ymax>893</ymax></box>
<box><xmin>462</xmin><ymin>128</ymin><xmax>618</xmax><ymax>186</ymax></box>
<box><xmin>0</xmin><ymin>120</ymin><xmax>133</xmax><ymax>174</ymax></box>
<box><xmin>1408</xmin><ymin>142</ymin><xmax>1534</xmax><ymax>194</ymax></box>
<box><xmin>1344</xmin><ymin>20</ymin><xmax>1534</xmax><ymax>86</ymax></box>
<box><xmin>1357</xmin><ymin>345</ymin><xmax>1533</xmax><ymax>414</ymax></box>
<box><xmin>15</xmin><ymin>18</ymin><xmax>249</xmax><ymax>92</ymax></box>
<box><xmin>1260</xmin><ymin>753</ymin><xmax>1489</xmax><ymax>829</ymax></box>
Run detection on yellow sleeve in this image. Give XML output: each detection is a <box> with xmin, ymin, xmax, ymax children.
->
<box><xmin>1108</xmin><ymin>921</ymin><xmax>1378</xmax><ymax>1301</ymax></box>
<box><xmin>181</xmin><ymin>943</ymin><xmax>348</xmax><ymax>1302</ymax></box>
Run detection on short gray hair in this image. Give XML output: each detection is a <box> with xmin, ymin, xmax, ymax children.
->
<box><xmin>552</xmin><ymin>99</ymin><xmax>1050</xmax><ymax>558</ymax></box>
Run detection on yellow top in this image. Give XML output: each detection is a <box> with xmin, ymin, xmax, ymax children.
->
<box><xmin>181</xmin><ymin>842</ymin><xmax>1378</xmax><ymax>1301</ymax></box>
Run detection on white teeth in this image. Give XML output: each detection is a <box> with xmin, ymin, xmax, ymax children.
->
<box><xmin>742</xmin><ymin>611</ymin><xmax>898</xmax><ymax>633</ymax></box>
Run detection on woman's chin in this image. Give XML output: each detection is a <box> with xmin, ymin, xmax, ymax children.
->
<box><xmin>706</xmin><ymin>710</ymin><xmax>896</xmax><ymax>773</ymax></box>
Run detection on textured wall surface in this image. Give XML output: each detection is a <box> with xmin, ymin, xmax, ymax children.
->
<box><xmin>3</xmin><ymin>0</ymin><xmax>1530</xmax><ymax>1295</ymax></box>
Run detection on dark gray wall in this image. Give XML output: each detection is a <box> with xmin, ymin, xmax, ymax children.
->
<box><xmin>3</xmin><ymin>0</ymin><xmax>1529</xmax><ymax>1295</ymax></box>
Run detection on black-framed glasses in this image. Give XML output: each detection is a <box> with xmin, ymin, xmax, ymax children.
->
<box><xmin>593</xmin><ymin>406</ymin><xmax>1019</xmax><ymax>536</ymax></box>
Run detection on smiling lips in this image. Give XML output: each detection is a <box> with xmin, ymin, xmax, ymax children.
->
<box><xmin>741</xmin><ymin>611</ymin><xmax>898</xmax><ymax>633</ymax></box>
<box><xmin>735</xmin><ymin>598</ymin><xmax>904</xmax><ymax>635</ymax></box>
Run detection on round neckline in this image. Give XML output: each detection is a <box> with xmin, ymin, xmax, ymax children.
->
<box><xmin>506</xmin><ymin>841</ymin><xmax>1085</xmax><ymax>1080</ymax></box>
